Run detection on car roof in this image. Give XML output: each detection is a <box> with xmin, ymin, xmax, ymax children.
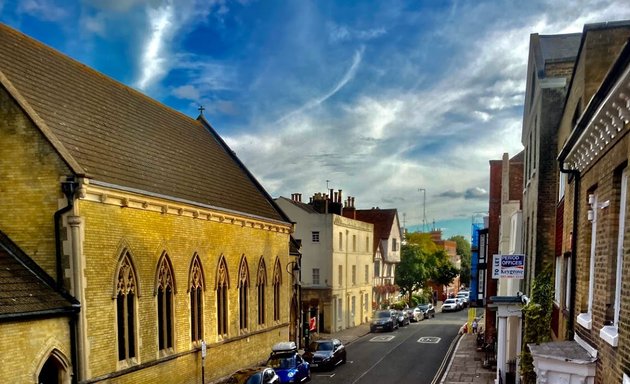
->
<box><xmin>271</xmin><ymin>341</ymin><xmax>297</xmax><ymax>352</ymax></box>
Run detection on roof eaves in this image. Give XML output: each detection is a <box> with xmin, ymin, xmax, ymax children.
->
<box><xmin>0</xmin><ymin>70</ymin><xmax>85</xmax><ymax>176</ymax></box>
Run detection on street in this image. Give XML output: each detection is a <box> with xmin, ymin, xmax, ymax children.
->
<box><xmin>309</xmin><ymin>309</ymin><xmax>469</xmax><ymax>384</ymax></box>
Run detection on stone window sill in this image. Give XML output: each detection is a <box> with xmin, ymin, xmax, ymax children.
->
<box><xmin>599</xmin><ymin>325</ymin><xmax>618</xmax><ymax>347</ymax></box>
<box><xmin>577</xmin><ymin>312</ymin><xmax>592</xmax><ymax>330</ymax></box>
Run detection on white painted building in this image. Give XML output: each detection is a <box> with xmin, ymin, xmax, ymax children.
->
<box><xmin>275</xmin><ymin>192</ymin><xmax>374</xmax><ymax>332</ymax></box>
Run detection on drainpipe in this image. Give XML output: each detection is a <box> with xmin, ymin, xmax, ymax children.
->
<box><xmin>54</xmin><ymin>176</ymin><xmax>80</xmax><ymax>383</ymax></box>
<box><xmin>558</xmin><ymin>167</ymin><xmax>579</xmax><ymax>339</ymax></box>
<box><xmin>54</xmin><ymin>177</ymin><xmax>79</xmax><ymax>288</ymax></box>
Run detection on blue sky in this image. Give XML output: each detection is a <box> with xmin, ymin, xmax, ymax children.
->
<box><xmin>2</xmin><ymin>0</ymin><xmax>630</xmax><ymax>240</ymax></box>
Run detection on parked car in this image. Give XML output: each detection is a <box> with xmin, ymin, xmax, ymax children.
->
<box><xmin>456</xmin><ymin>297</ymin><xmax>465</xmax><ymax>309</ymax></box>
<box><xmin>394</xmin><ymin>310</ymin><xmax>410</xmax><ymax>326</ymax></box>
<box><xmin>456</xmin><ymin>291</ymin><xmax>469</xmax><ymax>307</ymax></box>
<box><xmin>302</xmin><ymin>339</ymin><xmax>346</xmax><ymax>371</ymax></box>
<box><xmin>370</xmin><ymin>310</ymin><xmax>399</xmax><ymax>332</ymax></box>
<box><xmin>409</xmin><ymin>308</ymin><xmax>422</xmax><ymax>322</ymax></box>
<box><xmin>417</xmin><ymin>303</ymin><xmax>435</xmax><ymax>319</ymax></box>
<box><xmin>222</xmin><ymin>367</ymin><xmax>280</xmax><ymax>384</ymax></box>
<box><xmin>267</xmin><ymin>342</ymin><xmax>310</xmax><ymax>383</ymax></box>
<box><xmin>442</xmin><ymin>298</ymin><xmax>459</xmax><ymax>312</ymax></box>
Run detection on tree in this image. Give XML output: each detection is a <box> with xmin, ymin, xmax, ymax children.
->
<box><xmin>431</xmin><ymin>249</ymin><xmax>460</xmax><ymax>287</ymax></box>
<box><xmin>397</xmin><ymin>233</ymin><xmax>460</xmax><ymax>303</ymax></box>
<box><xmin>395</xmin><ymin>244</ymin><xmax>429</xmax><ymax>304</ymax></box>
<box><xmin>449</xmin><ymin>235</ymin><xmax>471</xmax><ymax>287</ymax></box>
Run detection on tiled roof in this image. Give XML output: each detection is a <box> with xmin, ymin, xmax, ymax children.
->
<box><xmin>0</xmin><ymin>231</ymin><xmax>78</xmax><ymax>320</ymax></box>
<box><xmin>275</xmin><ymin>197</ymin><xmax>320</xmax><ymax>214</ymax></box>
<box><xmin>0</xmin><ymin>23</ymin><xmax>287</xmax><ymax>223</ymax></box>
<box><xmin>354</xmin><ymin>209</ymin><xmax>399</xmax><ymax>241</ymax></box>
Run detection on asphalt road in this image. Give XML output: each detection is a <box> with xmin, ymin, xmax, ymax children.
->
<box><xmin>309</xmin><ymin>309</ymin><xmax>469</xmax><ymax>384</ymax></box>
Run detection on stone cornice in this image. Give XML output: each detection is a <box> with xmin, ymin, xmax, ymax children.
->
<box><xmin>78</xmin><ymin>180</ymin><xmax>291</xmax><ymax>234</ymax></box>
<box><xmin>563</xmin><ymin>63</ymin><xmax>630</xmax><ymax>172</ymax></box>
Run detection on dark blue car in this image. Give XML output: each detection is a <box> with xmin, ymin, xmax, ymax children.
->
<box><xmin>267</xmin><ymin>342</ymin><xmax>310</xmax><ymax>383</ymax></box>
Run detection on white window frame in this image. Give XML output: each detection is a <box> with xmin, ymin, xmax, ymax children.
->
<box><xmin>601</xmin><ymin>169</ymin><xmax>627</xmax><ymax>347</ymax></box>
<box><xmin>578</xmin><ymin>193</ymin><xmax>597</xmax><ymax>330</ymax></box>
<box><xmin>312</xmin><ymin>268</ymin><xmax>320</xmax><ymax>285</ymax></box>
<box><xmin>554</xmin><ymin>256</ymin><xmax>562</xmax><ymax>304</ymax></box>
<box><xmin>564</xmin><ymin>256</ymin><xmax>571</xmax><ymax>310</ymax></box>
<box><xmin>558</xmin><ymin>172</ymin><xmax>567</xmax><ymax>200</ymax></box>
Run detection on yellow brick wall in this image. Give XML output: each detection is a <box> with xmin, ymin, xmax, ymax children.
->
<box><xmin>0</xmin><ymin>86</ymin><xmax>70</xmax><ymax>278</ymax></box>
<box><xmin>79</xmin><ymin>199</ymin><xmax>291</xmax><ymax>383</ymax></box>
<box><xmin>1</xmin><ymin>86</ymin><xmax>293</xmax><ymax>383</ymax></box>
<box><xmin>0</xmin><ymin>317</ymin><xmax>72</xmax><ymax>383</ymax></box>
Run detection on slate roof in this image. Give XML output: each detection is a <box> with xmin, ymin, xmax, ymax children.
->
<box><xmin>0</xmin><ymin>230</ymin><xmax>78</xmax><ymax>321</ymax></box>
<box><xmin>0</xmin><ymin>23</ymin><xmax>288</xmax><ymax>223</ymax></box>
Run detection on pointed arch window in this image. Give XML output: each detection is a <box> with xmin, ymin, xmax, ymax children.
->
<box><xmin>156</xmin><ymin>253</ymin><xmax>175</xmax><ymax>351</ymax></box>
<box><xmin>257</xmin><ymin>258</ymin><xmax>267</xmax><ymax>325</ymax></box>
<box><xmin>238</xmin><ymin>256</ymin><xmax>250</xmax><ymax>331</ymax></box>
<box><xmin>216</xmin><ymin>257</ymin><xmax>229</xmax><ymax>337</ymax></box>
<box><xmin>116</xmin><ymin>252</ymin><xmax>137</xmax><ymax>361</ymax></box>
<box><xmin>189</xmin><ymin>255</ymin><xmax>205</xmax><ymax>343</ymax></box>
<box><xmin>273</xmin><ymin>258</ymin><xmax>282</xmax><ymax>322</ymax></box>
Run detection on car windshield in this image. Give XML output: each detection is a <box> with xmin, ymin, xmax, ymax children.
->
<box><xmin>244</xmin><ymin>374</ymin><xmax>262</xmax><ymax>384</ymax></box>
<box><xmin>418</xmin><ymin>304</ymin><xmax>429</xmax><ymax>310</ymax></box>
<box><xmin>376</xmin><ymin>311</ymin><xmax>390</xmax><ymax>318</ymax></box>
<box><xmin>268</xmin><ymin>354</ymin><xmax>296</xmax><ymax>369</ymax></box>
<box><xmin>445</xmin><ymin>299</ymin><xmax>456</xmax><ymax>304</ymax></box>
<box><xmin>226</xmin><ymin>372</ymin><xmax>262</xmax><ymax>384</ymax></box>
<box><xmin>311</xmin><ymin>341</ymin><xmax>333</xmax><ymax>351</ymax></box>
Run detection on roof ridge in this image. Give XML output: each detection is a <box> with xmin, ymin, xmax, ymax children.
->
<box><xmin>0</xmin><ymin>22</ymin><xmax>199</xmax><ymax>124</ymax></box>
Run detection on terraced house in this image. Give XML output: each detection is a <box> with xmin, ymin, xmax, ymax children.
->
<box><xmin>0</xmin><ymin>23</ymin><xmax>294</xmax><ymax>383</ymax></box>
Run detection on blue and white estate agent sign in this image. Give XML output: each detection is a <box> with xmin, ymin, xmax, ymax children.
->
<box><xmin>492</xmin><ymin>254</ymin><xmax>525</xmax><ymax>279</ymax></box>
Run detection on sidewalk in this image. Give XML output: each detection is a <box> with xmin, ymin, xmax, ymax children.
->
<box><xmin>313</xmin><ymin>306</ymin><xmax>496</xmax><ymax>383</ymax></box>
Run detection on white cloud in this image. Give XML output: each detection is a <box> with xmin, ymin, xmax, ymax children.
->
<box><xmin>136</xmin><ymin>3</ymin><xmax>174</xmax><ymax>90</ymax></box>
<box><xmin>328</xmin><ymin>22</ymin><xmax>386</xmax><ymax>43</ymax></box>
<box><xmin>277</xmin><ymin>47</ymin><xmax>364</xmax><ymax>123</ymax></box>
<box><xmin>18</xmin><ymin>0</ymin><xmax>68</xmax><ymax>21</ymax></box>
<box><xmin>172</xmin><ymin>84</ymin><xmax>200</xmax><ymax>100</ymax></box>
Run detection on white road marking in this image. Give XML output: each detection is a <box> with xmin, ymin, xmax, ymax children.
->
<box><xmin>369</xmin><ymin>335</ymin><xmax>396</xmax><ymax>342</ymax></box>
<box><xmin>418</xmin><ymin>336</ymin><xmax>441</xmax><ymax>343</ymax></box>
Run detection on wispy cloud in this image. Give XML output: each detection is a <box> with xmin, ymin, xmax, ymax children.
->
<box><xmin>276</xmin><ymin>46</ymin><xmax>365</xmax><ymax>123</ymax></box>
<box><xmin>136</xmin><ymin>3</ymin><xmax>174</xmax><ymax>90</ymax></box>
<box><xmin>328</xmin><ymin>22</ymin><xmax>387</xmax><ymax>42</ymax></box>
<box><xmin>18</xmin><ymin>0</ymin><xmax>68</xmax><ymax>21</ymax></box>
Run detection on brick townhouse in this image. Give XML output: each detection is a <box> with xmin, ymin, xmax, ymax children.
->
<box><xmin>531</xmin><ymin>21</ymin><xmax>630</xmax><ymax>383</ymax></box>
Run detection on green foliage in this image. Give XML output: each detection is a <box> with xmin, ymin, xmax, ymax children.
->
<box><xmin>520</xmin><ymin>269</ymin><xmax>554</xmax><ymax>384</ymax></box>
<box><xmin>412</xmin><ymin>292</ymin><xmax>429</xmax><ymax>306</ymax></box>
<box><xmin>391</xmin><ymin>301</ymin><xmax>406</xmax><ymax>310</ymax></box>
<box><xmin>431</xmin><ymin>249</ymin><xmax>460</xmax><ymax>286</ymax></box>
<box><xmin>397</xmin><ymin>233</ymin><xmax>461</xmax><ymax>302</ymax></box>
<box><xmin>395</xmin><ymin>244</ymin><xmax>428</xmax><ymax>303</ymax></box>
<box><xmin>449</xmin><ymin>235</ymin><xmax>472</xmax><ymax>286</ymax></box>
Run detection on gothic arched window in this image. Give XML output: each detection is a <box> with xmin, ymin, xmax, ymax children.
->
<box><xmin>257</xmin><ymin>257</ymin><xmax>267</xmax><ymax>325</ymax></box>
<box><xmin>156</xmin><ymin>253</ymin><xmax>175</xmax><ymax>351</ymax></box>
<box><xmin>238</xmin><ymin>256</ymin><xmax>250</xmax><ymax>331</ymax></box>
<box><xmin>116</xmin><ymin>252</ymin><xmax>138</xmax><ymax>361</ymax></box>
<box><xmin>189</xmin><ymin>254</ymin><xmax>205</xmax><ymax>343</ymax></box>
